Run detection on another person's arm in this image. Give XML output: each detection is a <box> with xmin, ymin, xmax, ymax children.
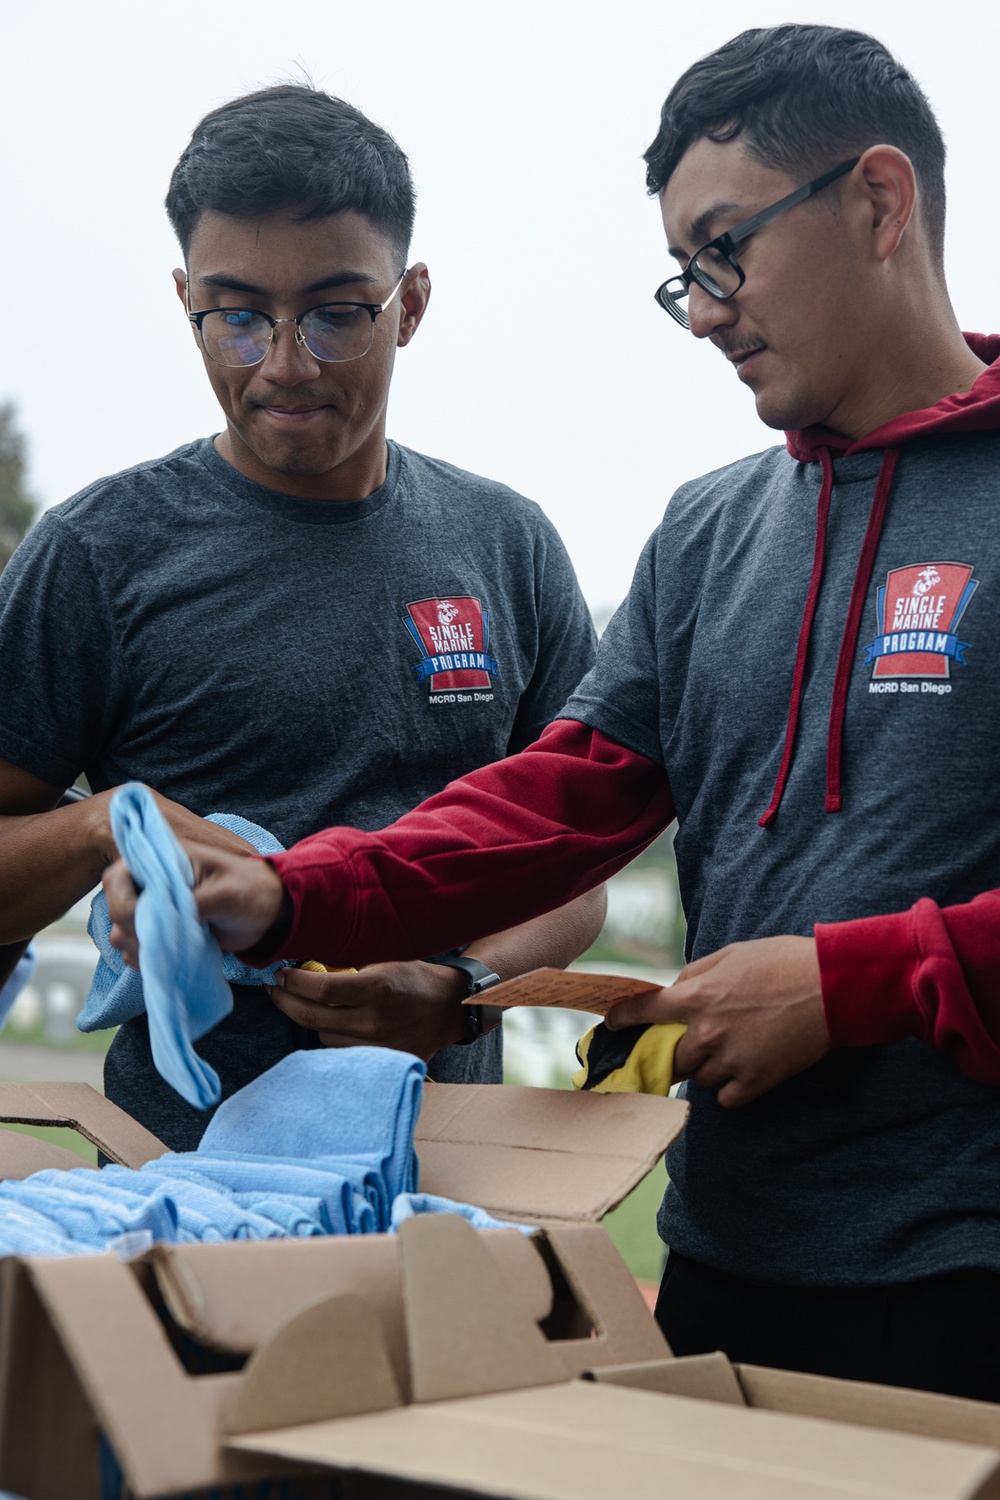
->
<box><xmin>0</xmin><ymin>758</ymin><xmax>256</xmax><ymax>944</ymax></box>
<box><xmin>266</xmin><ymin>887</ymin><xmax>607</xmax><ymax>1062</ymax></box>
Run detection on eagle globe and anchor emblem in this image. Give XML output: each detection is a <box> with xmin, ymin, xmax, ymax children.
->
<box><xmin>402</xmin><ymin>595</ymin><xmax>500</xmax><ymax>694</ymax></box>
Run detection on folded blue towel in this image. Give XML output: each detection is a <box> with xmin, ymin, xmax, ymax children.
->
<box><xmin>199</xmin><ymin>1048</ymin><xmax>425</xmax><ymax>1227</ymax></box>
<box><xmin>141</xmin><ymin>1152</ymin><xmax>376</xmax><ymax>1236</ymax></box>
<box><xmin>0</xmin><ymin>945</ymin><xmax>35</xmax><ymax>1032</ymax></box>
<box><xmin>0</xmin><ymin>1172</ymin><xmax>178</xmax><ymax>1250</ymax></box>
<box><xmin>81</xmin><ymin>810</ymin><xmax>288</xmax><ymax>1034</ymax></box>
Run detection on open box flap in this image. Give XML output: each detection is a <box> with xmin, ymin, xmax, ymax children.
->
<box><xmin>0</xmin><ymin>1082</ymin><xmax>167</xmax><ymax>1170</ymax></box>
<box><xmin>415</xmin><ymin>1083</ymin><xmax>686</xmax><ymax>1222</ymax></box>
<box><xmin>590</xmin><ymin>1354</ymin><xmax>1000</xmax><ymax>1449</ymax></box>
<box><xmin>225</xmin><ymin>1221</ymin><xmax>1000</xmax><ymax>1500</ymax></box>
<box><xmin>149</xmin><ymin>1227</ymin><xmax>555</xmax><ymax>1395</ymax></box>
<box><xmin>148</xmin><ymin>1220</ymin><xmax>665</xmax><ymax>1384</ymax></box>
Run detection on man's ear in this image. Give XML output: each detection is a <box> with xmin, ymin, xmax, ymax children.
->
<box><xmin>856</xmin><ymin>145</ymin><xmax>918</xmax><ymax>264</ymax></box>
<box><xmin>173</xmin><ymin>267</ymin><xmax>190</xmax><ymax>308</ymax></box>
<box><xmin>397</xmin><ymin>263</ymin><xmax>431</xmax><ymax>349</ymax></box>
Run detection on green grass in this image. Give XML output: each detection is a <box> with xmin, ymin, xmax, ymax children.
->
<box><xmin>601</xmin><ymin>1159</ymin><xmax>668</xmax><ymax>1285</ymax></box>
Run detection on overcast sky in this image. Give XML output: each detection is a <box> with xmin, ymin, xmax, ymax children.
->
<box><xmin>3</xmin><ymin>0</ymin><xmax>998</xmax><ymax>609</ymax></box>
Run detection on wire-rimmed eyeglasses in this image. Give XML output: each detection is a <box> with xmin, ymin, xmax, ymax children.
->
<box><xmin>186</xmin><ymin>271</ymin><xmax>407</xmax><ymax>367</ymax></box>
<box><xmin>654</xmin><ymin>158</ymin><xmax>860</xmax><ymax>330</ymax></box>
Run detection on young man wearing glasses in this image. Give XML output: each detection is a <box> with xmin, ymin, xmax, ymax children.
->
<box><xmin>114</xmin><ymin>26</ymin><xmax>1000</xmax><ymax>1399</ymax></box>
<box><xmin>0</xmin><ymin>86</ymin><xmax>603</xmax><ymax>1148</ymax></box>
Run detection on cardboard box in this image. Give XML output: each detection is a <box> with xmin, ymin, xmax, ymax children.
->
<box><xmin>589</xmin><ymin>1352</ymin><xmax>1000</xmax><ymax>1448</ymax></box>
<box><xmin>227</xmin><ymin>1213</ymin><xmax>1000</xmax><ymax>1499</ymax></box>
<box><xmin>0</xmin><ymin>1079</ymin><xmax>685</xmax><ymax>1499</ymax></box>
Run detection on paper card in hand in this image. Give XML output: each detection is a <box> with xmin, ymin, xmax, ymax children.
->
<box><xmin>465</xmin><ymin>968</ymin><xmax>662</xmax><ymax>1017</ymax></box>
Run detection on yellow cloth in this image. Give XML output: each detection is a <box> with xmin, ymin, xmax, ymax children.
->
<box><xmin>298</xmin><ymin>961</ymin><xmax>358</xmax><ymax>974</ymax></box>
<box><xmin>572</xmin><ymin>1021</ymin><xmax>687</xmax><ymax>1096</ymax></box>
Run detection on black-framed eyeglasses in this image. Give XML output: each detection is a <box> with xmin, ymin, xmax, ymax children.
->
<box><xmin>186</xmin><ymin>271</ymin><xmax>407</xmax><ymax>367</ymax></box>
<box><xmin>654</xmin><ymin>158</ymin><xmax>860</xmax><ymax>330</ymax></box>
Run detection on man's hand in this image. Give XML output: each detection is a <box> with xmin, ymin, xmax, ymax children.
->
<box><xmin>267</xmin><ymin>962</ymin><xmax>470</xmax><ymax>1062</ymax></box>
<box><xmin>87</xmin><ymin>788</ymin><xmax>258</xmax><ymax>870</ymax></box>
<box><xmin>104</xmin><ymin>841</ymin><xmax>288</xmax><ymax>966</ymax></box>
<box><xmin>605</xmin><ymin>935</ymin><xmax>829</xmax><ymax>1107</ymax></box>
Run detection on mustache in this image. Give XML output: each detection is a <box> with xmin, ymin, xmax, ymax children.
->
<box><xmin>714</xmin><ymin>335</ymin><xmax>766</xmax><ymax>358</ymax></box>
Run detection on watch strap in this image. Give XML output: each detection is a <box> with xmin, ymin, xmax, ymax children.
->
<box><xmin>423</xmin><ymin>951</ymin><xmax>504</xmax><ymax>1044</ymax></box>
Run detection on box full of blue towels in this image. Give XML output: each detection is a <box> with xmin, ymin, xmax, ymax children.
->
<box><xmin>0</xmin><ymin>1054</ymin><xmax>686</xmax><ymax>1500</ymax></box>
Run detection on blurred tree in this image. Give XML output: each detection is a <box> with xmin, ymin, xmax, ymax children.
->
<box><xmin>0</xmin><ymin>403</ymin><xmax>37</xmax><ymax>573</ymax></box>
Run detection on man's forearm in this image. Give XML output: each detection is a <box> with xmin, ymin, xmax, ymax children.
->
<box><xmin>0</xmin><ymin>802</ymin><xmax>108</xmax><ymax>942</ymax></box>
<box><xmin>464</xmin><ymin>886</ymin><xmax>607</xmax><ymax>982</ymax></box>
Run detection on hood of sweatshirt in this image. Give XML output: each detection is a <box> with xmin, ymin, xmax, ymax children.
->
<box><xmin>759</xmin><ymin>335</ymin><xmax>1000</xmax><ymax>827</ymax></box>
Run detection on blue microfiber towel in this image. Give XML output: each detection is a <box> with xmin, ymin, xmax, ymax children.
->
<box><xmin>99</xmin><ymin>1163</ymin><xmax>288</xmax><ymax>1243</ymax></box>
<box><xmin>88</xmin><ymin>785</ymin><xmax>258</xmax><ymax>1109</ymax></box>
<box><xmin>140</xmin><ymin>1152</ymin><xmax>376</xmax><ymax>1236</ymax></box>
<box><xmin>0</xmin><ymin>945</ymin><xmax>35</xmax><ymax>1032</ymax></box>
<box><xmin>198</xmin><ymin>1048</ymin><xmax>425</xmax><ymax>1227</ymax></box>
<box><xmin>389</xmin><ymin>1193</ymin><xmax>534</xmax><ymax>1235</ymax></box>
<box><xmin>0</xmin><ymin>1173</ymin><xmax>179</xmax><ymax>1250</ymax></box>
<box><xmin>81</xmin><ymin>810</ymin><xmax>288</xmax><ymax>1034</ymax></box>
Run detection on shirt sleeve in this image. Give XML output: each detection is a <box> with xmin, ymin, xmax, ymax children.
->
<box><xmin>505</xmin><ymin>514</ymin><xmax>597</xmax><ymax>754</ymax></box>
<box><xmin>249</xmin><ymin>720</ymin><xmax>676</xmax><ymax>969</ymax></box>
<box><xmin>0</xmin><ymin>510</ymin><xmax>130</xmax><ymax>787</ymax></box>
<box><xmin>559</xmin><ymin>532</ymin><xmax>665</xmax><ymax>765</ymax></box>
<box><xmin>816</xmin><ymin>891</ymin><xmax>1000</xmax><ymax>1084</ymax></box>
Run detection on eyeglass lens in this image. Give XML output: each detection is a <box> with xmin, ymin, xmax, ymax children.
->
<box><xmin>198</xmin><ymin>305</ymin><xmax>375</xmax><ymax>367</ymax></box>
<box><xmin>690</xmin><ymin>245</ymin><xmax>741</xmax><ymax>299</ymax></box>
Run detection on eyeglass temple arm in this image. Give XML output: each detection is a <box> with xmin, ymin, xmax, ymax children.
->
<box><xmin>719</xmin><ymin>157</ymin><xmax>861</xmax><ymax>251</ymax></box>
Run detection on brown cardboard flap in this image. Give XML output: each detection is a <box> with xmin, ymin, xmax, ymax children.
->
<box><xmin>415</xmin><ymin>1084</ymin><xmax>687</xmax><ymax>1222</ymax></box>
<box><xmin>736</xmin><ymin>1363</ymin><xmax>1000</xmax><ymax>1448</ymax></box>
<box><xmin>0</xmin><ymin>1082</ymin><xmax>167</xmax><ymax>1169</ymax></box>
<box><xmin>13</xmin><ymin>1254</ymin><xmax>279</xmax><ymax>1498</ymax></box>
<box><xmin>0</xmin><ymin>1129</ymin><xmax>97</xmax><ymax>1179</ymax></box>
<box><xmin>149</xmin><ymin>1227</ymin><xmax>554</xmax><ymax>1393</ymax></box>
<box><xmin>229</xmin><ymin>1380</ymin><xmax>1000</xmax><ymax>1499</ymax></box>
<box><xmin>588</xmin><ymin>1351</ymin><xmax>743</xmax><ymax>1403</ymax></box>
<box><xmin>399</xmin><ymin>1215</ymin><xmax>566</xmax><ymax>1403</ymax></box>
<box><xmin>224</xmin><ymin>1293</ymin><xmax>403</xmax><ymax>1436</ymax></box>
<box><xmin>539</xmin><ymin>1224</ymin><xmax>669</xmax><ymax>1375</ymax></box>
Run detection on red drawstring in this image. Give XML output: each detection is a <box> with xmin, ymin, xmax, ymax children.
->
<box><xmin>759</xmin><ymin>445</ymin><xmax>899</xmax><ymax>827</ymax></box>
<box><xmin>825</xmin><ymin>447</ymin><xmax>899</xmax><ymax>811</ymax></box>
<box><xmin>759</xmin><ymin>448</ymin><xmax>835</xmax><ymax>828</ymax></box>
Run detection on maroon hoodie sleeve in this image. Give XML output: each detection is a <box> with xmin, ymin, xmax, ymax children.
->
<box><xmin>816</xmin><ymin>893</ymin><xmax>1000</xmax><ymax>1084</ymax></box>
<box><xmin>259</xmin><ymin>719</ymin><xmax>675</xmax><ymax>968</ymax></box>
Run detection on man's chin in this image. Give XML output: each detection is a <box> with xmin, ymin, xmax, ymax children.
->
<box><xmin>752</xmin><ymin>386</ymin><xmax>828</xmax><ymax>435</ymax></box>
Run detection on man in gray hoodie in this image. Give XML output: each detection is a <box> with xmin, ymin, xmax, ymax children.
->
<box><xmin>107</xmin><ymin>28</ymin><xmax>1000</xmax><ymax>1398</ymax></box>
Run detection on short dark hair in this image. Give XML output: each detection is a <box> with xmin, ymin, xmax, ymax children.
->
<box><xmin>644</xmin><ymin>25</ymin><xmax>946</xmax><ymax>261</ymax></box>
<box><xmin>166</xmin><ymin>84</ymin><xmax>415</xmax><ymax>261</ymax></box>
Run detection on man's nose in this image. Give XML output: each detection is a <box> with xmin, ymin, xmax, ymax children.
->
<box><xmin>688</xmin><ymin>283</ymin><xmax>739</xmax><ymax>341</ymax></box>
<box><xmin>260</xmin><ymin>321</ymin><xmax>322</xmax><ymax>384</ymax></box>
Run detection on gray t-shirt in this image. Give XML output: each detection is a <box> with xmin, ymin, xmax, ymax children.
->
<box><xmin>564</xmin><ymin>434</ymin><xmax>1000</xmax><ymax>1287</ymax></box>
<box><xmin>0</xmin><ymin>437</ymin><xmax>595</xmax><ymax>1148</ymax></box>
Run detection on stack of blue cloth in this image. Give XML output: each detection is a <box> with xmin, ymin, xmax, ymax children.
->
<box><xmin>0</xmin><ymin>1050</ymin><xmax>524</xmax><ymax>1256</ymax></box>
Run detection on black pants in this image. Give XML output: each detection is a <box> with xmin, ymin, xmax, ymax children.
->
<box><xmin>656</xmin><ymin>1251</ymin><xmax>1000</xmax><ymax>1403</ymax></box>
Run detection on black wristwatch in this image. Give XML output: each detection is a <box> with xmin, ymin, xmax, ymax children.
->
<box><xmin>423</xmin><ymin>949</ymin><xmax>504</xmax><ymax>1045</ymax></box>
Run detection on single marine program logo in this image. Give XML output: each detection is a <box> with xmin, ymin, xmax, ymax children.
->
<box><xmin>865</xmin><ymin>562</ymin><xmax>977</xmax><ymax>687</ymax></box>
<box><xmin>402</xmin><ymin>595</ymin><xmax>499</xmax><ymax>700</ymax></box>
